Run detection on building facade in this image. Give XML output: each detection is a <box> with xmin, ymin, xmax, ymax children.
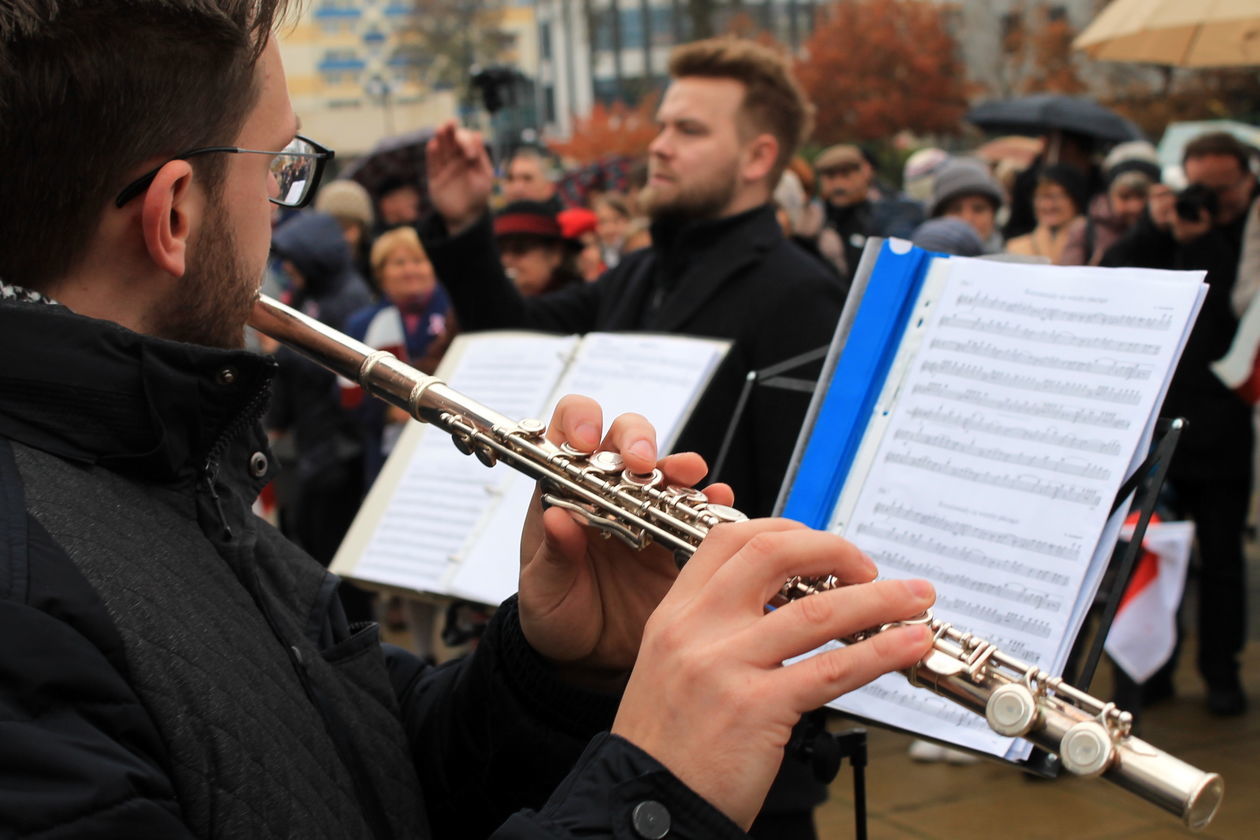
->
<box><xmin>277</xmin><ymin>0</ymin><xmax>460</xmax><ymax>155</ymax></box>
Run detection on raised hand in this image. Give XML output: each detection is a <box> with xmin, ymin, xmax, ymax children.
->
<box><xmin>612</xmin><ymin>519</ymin><xmax>935</xmax><ymax>828</ymax></box>
<box><xmin>425</xmin><ymin>120</ymin><xmax>496</xmax><ymax>235</ymax></box>
<box><xmin>516</xmin><ymin>394</ymin><xmax>733</xmax><ymax>688</ymax></box>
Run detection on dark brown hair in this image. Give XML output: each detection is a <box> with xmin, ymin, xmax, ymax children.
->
<box><xmin>0</xmin><ymin>1</ymin><xmax>292</xmax><ymax>289</ymax></box>
<box><xmin>1182</xmin><ymin>131</ymin><xmax>1253</xmax><ymax>171</ymax></box>
<box><xmin>668</xmin><ymin>37</ymin><xmax>814</xmax><ymax>183</ymax></box>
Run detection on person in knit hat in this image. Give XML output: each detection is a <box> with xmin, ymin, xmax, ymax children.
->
<box><xmin>1060</xmin><ymin>141</ymin><xmax>1161</xmax><ymax>266</ymax></box>
<box><xmin>928</xmin><ymin>158</ymin><xmax>1006</xmax><ymax>253</ymax></box>
<box><xmin>1005</xmin><ymin>163</ymin><xmax>1087</xmax><ymax>263</ymax></box>
<box><xmin>315</xmin><ymin>179</ymin><xmax>377</xmax><ymax>288</ymax></box>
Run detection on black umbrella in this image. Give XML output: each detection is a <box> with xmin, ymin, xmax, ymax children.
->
<box><xmin>966</xmin><ymin>94</ymin><xmax>1143</xmax><ymax>143</ymax></box>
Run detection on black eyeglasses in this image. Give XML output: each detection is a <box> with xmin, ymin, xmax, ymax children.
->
<box><xmin>114</xmin><ymin>134</ymin><xmax>334</xmax><ymax>209</ymax></box>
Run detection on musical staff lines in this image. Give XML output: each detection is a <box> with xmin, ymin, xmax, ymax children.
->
<box><xmin>928</xmin><ymin>338</ymin><xmax>1152</xmax><ymax>381</ymax></box>
<box><xmin>861</xmin><ymin>683</ymin><xmax>984</xmax><ymax>730</ymax></box>
<box><xmin>884</xmin><ymin>451</ymin><xmax>1103</xmax><ymax>506</ymax></box>
<box><xmin>872</xmin><ymin>502</ymin><xmax>1078</xmax><ymax>565</ymax></box>
<box><xmin>892</xmin><ymin>429</ymin><xmax>1110</xmax><ymax>480</ymax></box>
<box><xmin>911</xmin><ymin>382</ymin><xmax>1131</xmax><ymax>429</ymax></box>
<box><xmin>937</xmin><ymin>597</ymin><xmax>1054</xmax><ymax>638</ymax></box>
<box><xmin>905</xmin><ymin>407</ymin><xmax>1122</xmax><ymax>455</ymax></box>
<box><xmin>955</xmin><ymin>292</ymin><xmax>1173</xmax><ymax>331</ymax></box>
<box><xmin>872</xmin><ymin>551</ymin><xmax>1063</xmax><ymax>612</ymax></box>
<box><xmin>938</xmin><ymin>314</ymin><xmax>1162</xmax><ymax>355</ymax></box>
<box><xmin>856</xmin><ymin>522</ymin><xmax>1074</xmax><ymax>585</ymax></box>
<box><xmin>920</xmin><ymin>359</ymin><xmax>1142</xmax><ymax>405</ymax></box>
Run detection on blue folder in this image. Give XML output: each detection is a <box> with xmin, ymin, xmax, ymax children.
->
<box><xmin>780</xmin><ymin>242</ymin><xmax>941</xmax><ymax>529</ymax></box>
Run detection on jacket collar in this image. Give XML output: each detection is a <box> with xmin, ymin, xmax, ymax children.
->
<box><xmin>0</xmin><ymin>299</ymin><xmax>276</xmax><ymax>483</ymax></box>
<box><xmin>645</xmin><ymin>204</ymin><xmax>783</xmax><ymax>332</ymax></box>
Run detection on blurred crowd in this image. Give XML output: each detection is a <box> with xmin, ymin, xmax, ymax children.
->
<box><xmin>260</xmin><ymin>109</ymin><xmax>1259</xmax><ymax>726</ymax></box>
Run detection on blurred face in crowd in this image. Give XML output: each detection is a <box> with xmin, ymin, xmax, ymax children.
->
<box><xmin>819</xmin><ymin>160</ymin><xmax>873</xmax><ymax>208</ymax></box>
<box><xmin>1033</xmin><ymin>181</ymin><xmax>1077</xmax><ymax>229</ymax></box>
<box><xmin>505</xmin><ymin>154</ymin><xmax>555</xmax><ymax>203</ymax></box>
<box><xmin>378</xmin><ymin>184</ymin><xmax>421</xmax><ymax>226</ymax></box>
<box><xmin>642</xmin><ymin>77</ymin><xmax>745</xmax><ymax>221</ymax></box>
<box><xmin>498</xmin><ymin>234</ymin><xmax>563</xmax><ymax>295</ymax></box>
<box><xmin>942</xmin><ymin>194</ymin><xmax>996</xmax><ymax>242</ymax></box>
<box><xmin>1183</xmin><ymin>153</ymin><xmax>1255</xmax><ymax>224</ymax></box>
<box><xmin>151</xmin><ymin>37</ymin><xmax>293</xmax><ymax>349</ymax></box>
<box><xmin>1108</xmin><ymin>177</ymin><xmax>1150</xmax><ymax>230</ymax></box>
<box><xmin>377</xmin><ymin>243</ymin><xmax>436</xmax><ymax>308</ymax></box>
<box><xmin>595</xmin><ymin>200</ymin><xmax>630</xmax><ymax>247</ymax></box>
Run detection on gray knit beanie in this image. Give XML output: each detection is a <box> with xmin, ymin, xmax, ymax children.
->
<box><xmin>929</xmin><ymin>159</ymin><xmax>1005</xmax><ymax>218</ymax></box>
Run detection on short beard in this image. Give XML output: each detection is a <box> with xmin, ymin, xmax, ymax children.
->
<box><xmin>149</xmin><ymin>198</ymin><xmax>258</xmax><ymax>349</ymax></box>
<box><xmin>640</xmin><ymin>172</ymin><xmax>738</xmax><ymax>225</ymax></box>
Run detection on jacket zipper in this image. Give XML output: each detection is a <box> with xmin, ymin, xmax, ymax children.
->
<box><xmin>201</xmin><ymin>384</ymin><xmax>270</xmax><ymax>540</ymax></box>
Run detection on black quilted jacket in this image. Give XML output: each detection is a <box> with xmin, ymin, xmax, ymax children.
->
<box><xmin>0</xmin><ymin>296</ymin><xmax>744</xmax><ymax>840</ymax></box>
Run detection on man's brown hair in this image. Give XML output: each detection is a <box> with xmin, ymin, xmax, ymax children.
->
<box><xmin>668</xmin><ymin>37</ymin><xmax>814</xmax><ymax>184</ymax></box>
<box><xmin>0</xmin><ymin>1</ymin><xmax>292</xmax><ymax>290</ymax></box>
<box><xmin>1183</xmin><ymin>131</ymin><xmax>1253</xmax><ymax>171</ymax></box>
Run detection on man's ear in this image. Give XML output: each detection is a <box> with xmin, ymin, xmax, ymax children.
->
<box><xmin>743</xmin><ymin>133</ymin><xmax>780</xmax><ymax>185</ymax></box>
<box><xmin>140</xmin><ymin>160</ymin><xmax>198</xmax><ymax>279</ymax></box>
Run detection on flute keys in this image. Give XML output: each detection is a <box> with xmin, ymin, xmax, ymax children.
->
<box><xmin>1060</xmin><ymin>720</ymin><xmax>1115</xmax><ymax>777</ymax></box>
<box><xmin>560</xmin><ymin>441</ymin><xmax>592</xmax><ymax>458</ymax></box>
<box><xmin>586</xmin><ymin>450</ymin><xmax>625</xmax><ymax>473</ymax></box>
<box><xmin>986</xmin><ymin>684</ymin><xmax>1039</xmax><ymax>737</ymax></box>
<box><xmin>705</xmin><ymin>504</ymin><xmax>749</xmax><ymax>523</ymax></box>
<box><xmin>621</xmin><ymin>468</ymin><xmax>664</xmax><ymax>488</ymax></box>
<box><xmin>515</xmin><ymin>418</ymin><xmax>546</xmax><ymax>438</ymax></box>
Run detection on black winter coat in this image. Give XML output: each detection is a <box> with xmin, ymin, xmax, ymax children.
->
<box><xmin>0</xmin><ymin>295</ymin><xmax>745</xmax><ymax>839</ymax></box>
<box><xmin>420</xmin><ymin>205</ymin><xmax>847</xmax><ymax>519</ymax></box>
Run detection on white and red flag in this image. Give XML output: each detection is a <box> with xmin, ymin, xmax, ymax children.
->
<box><xmin>1104</xmin><ymin>515</ymin><xmax>1194</xmax><ymax>683</ymax></box>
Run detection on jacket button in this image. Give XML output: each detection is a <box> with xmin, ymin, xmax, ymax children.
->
<box><xmin>249</xmin><ymin>451</ymin><xmax>269</xmax><ymax>478</ymax></box>
<box><xmin>631</xmin><ymin>800</ymin><xmax>670</xmax><ymax>839</ymax></box>
<box><xmin>215</xmin><ymin>366</ymin><xmax>238</xmax><ymax>386</ymax></box>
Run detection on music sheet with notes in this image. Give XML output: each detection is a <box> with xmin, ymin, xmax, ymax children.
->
<box><xmin>334</xmin><ymin>330</ymin><xmax>729</xmax><ymax>605</ymax></box>
<box><xmin>817</xmin><ymin>257</ymin><xmax>1205</xmax><ymax>759</ymax></box>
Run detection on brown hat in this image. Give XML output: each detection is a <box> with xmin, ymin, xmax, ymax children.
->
<box><xmin>815</xmin><ymin>144</ymin><xmax>864</xmax><ymax>172</ymax></box>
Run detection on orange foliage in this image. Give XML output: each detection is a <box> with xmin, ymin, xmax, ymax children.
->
<box><xmin>548</xmin><ymin>98</ymin><xmax>660</xmax><ymax>165</ymax></box>
<box><xmin>795</xmin><ymin>0</ymin><xmax>968</xmax><ymax>144</ymax></box>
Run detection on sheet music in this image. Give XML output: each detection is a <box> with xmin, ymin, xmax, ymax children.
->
<box><xmin>545</xmin><ymin>332</ymin><xmax>730</xmax><ymax>451</ymax></box>
<box><xmin>448</xmin><ymin>331</ymin><xmax>730</xmax><ymax>604</ymax></box>
<box><xmin>821</xmin><ymin>257</ymin><xmax>1204</xmax><ymax>757</ymax></box>
<box><xmin>337</xmin><ymin>333</ymin><xmax>576</xmax><ymax>594</ymax></box>
<box><xmin>338</xmin><ymin>329</ymin><xmax>731</xmax><ymax>606</ymax></box>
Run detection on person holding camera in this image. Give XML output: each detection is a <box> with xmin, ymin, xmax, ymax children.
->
<box><xmin>1102</xmin><ymin>131</ymin><xmax>1259</xmax><ymax>717</ymax></box>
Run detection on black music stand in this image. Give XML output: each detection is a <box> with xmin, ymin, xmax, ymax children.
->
<box><xmin>710</xmin><ymin>344</ymin><xmax>829</xmax><ymax>485</ymax></box>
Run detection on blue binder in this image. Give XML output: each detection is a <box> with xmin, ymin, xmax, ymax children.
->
<box><xmin>780</xmin><ymin>242</ymin><xmax>939</xmax><ymax>529</ymax></box>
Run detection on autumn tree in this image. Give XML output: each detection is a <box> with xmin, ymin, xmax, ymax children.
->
<box><xmin>795</xmin><ymin>0</ymin><xmax>969</xmax><ymax>145</ymax></box>
<box><xmin>547</xmin><ymin>96</ymin><xmax>661</xmax><ymax>165</ymax></box>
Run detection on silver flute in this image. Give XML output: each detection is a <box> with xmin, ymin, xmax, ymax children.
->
<box><xmin>249</xmin><ymin>293</ymin><xmax>1223</xmax><ymax>831</ymax></box>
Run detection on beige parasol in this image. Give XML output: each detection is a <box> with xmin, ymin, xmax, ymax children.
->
<box><xmin>1074</xmin><ymin>0</ymin><xmax>1260</xmax><ymax>67</ymax></box>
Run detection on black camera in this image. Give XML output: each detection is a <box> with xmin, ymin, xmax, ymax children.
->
<box><xmin>1175</xmin><ymin>183</ymin><xmax>1220</xmax><ymax>223</ymax></box>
